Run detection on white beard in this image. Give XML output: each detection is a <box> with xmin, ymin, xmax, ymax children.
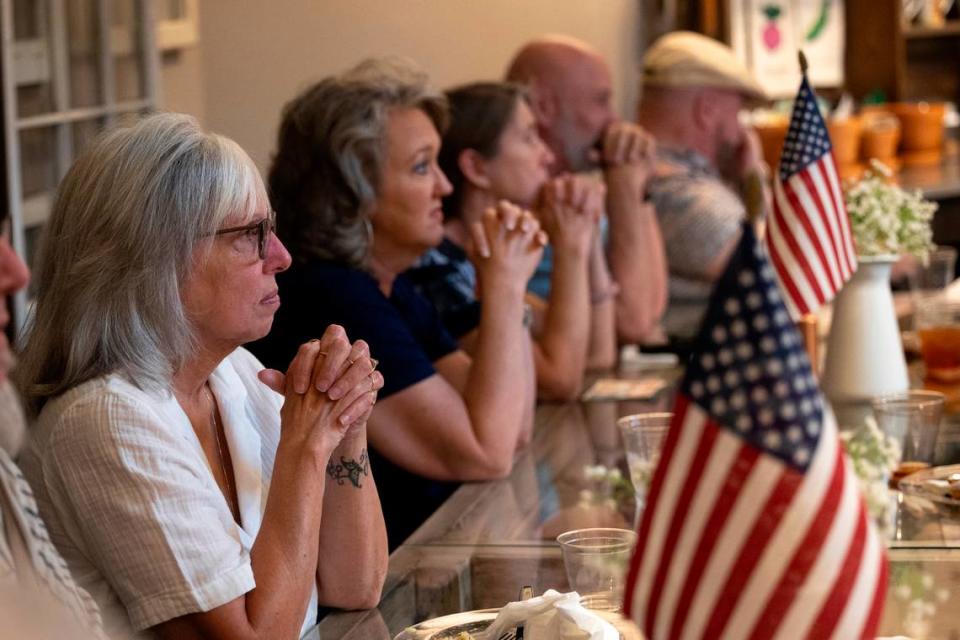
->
<box><xmin>0</xmin><ymin>379</ymin><xmax>26</xmax><ymax>457</ymax></box>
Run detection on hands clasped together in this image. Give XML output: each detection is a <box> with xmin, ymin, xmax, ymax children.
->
<box><xmin>259</xmin><ymin>324</ymin><xmax>384</xmax><ymax>453</ymax></box>
<box><xmin>469</xmin><ymin>200</ymin><xmax>547</xmax><ymax>292</ymax></box>
<box><xmin>598</xmin><ymin>122</ymin><xmax>658</xmax><ymax>199</ymax></box>
<box><xmin>536</xmin><ymin>174</ymin><xmax>606</xmax><ymax>257</ymax></box>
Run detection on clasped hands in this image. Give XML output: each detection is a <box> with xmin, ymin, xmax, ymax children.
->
<box><xmin>258</xmin><ymin>324</ymin><xmax>383</xmax><ymax>446</ymax></box>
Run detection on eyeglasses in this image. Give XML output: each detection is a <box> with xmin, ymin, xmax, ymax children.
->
<box><xmin>214</xmin><ymin>211</ymin><xmax>277</xmax><ymax>260</ymax></box>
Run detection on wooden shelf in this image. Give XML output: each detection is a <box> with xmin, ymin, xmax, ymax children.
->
<box><xmin>904</xmin><ymin>21</ymin><xmax>960</xmax><ymax>38</ymax></box>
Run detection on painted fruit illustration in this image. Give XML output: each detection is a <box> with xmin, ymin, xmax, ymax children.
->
<box><xmin>762</xmin><ymin>4</ymin><xmax>783</xmax><ymax>50</ymax></box>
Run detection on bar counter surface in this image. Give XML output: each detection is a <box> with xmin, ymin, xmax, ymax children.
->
<box><xmin>310</xmin><ymin>367</ymin><xmax>960</xmax><ymax>639</ymax></box>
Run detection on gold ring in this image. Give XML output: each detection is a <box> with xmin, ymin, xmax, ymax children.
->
<box><xmin>370</xmin><ymin>358</ymin><xmax>379</xmax><ymax>371</ymax></box>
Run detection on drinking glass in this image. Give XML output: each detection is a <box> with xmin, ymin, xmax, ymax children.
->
<box><xmin>556</xmin><ymin>527</ymin><xmax>637</xmax><ymax>612</ymax></box>
<box><xmin>915</xmin><ymin>295</ymin><xmax>960</xmax><ymax>382</ymax></box>
<box><xmin>912</xmin><ymin>246</ymin><xmax>957</xmax><ymax>291</ymax></box>
<box><xmin>618</xmin><ymin>412</ymin><xmax>671</xmax><ymax>524</ymax></box>
<box><xmin>872</xmin><ymin>390</ymin><xmax>944</xmax><ymax>485</ymax></box>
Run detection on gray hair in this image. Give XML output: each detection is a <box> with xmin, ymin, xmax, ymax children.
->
<box><xmin>268</xmin><ymin>57</ymin><xmax>448</xmax><ymax>268</ymax></box>
<box><xmin>15</xmin><ymin>112</ymin><xmax>263</xmax><ymax>414</ymax></box>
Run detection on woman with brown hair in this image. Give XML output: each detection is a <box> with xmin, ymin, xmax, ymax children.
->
<box><xmin>407</xmin><ymin>82</ymin><xmax>617</xmax><ymax>400</ymax></box>
<box><xmin>251</xmin><ymin>59</ymin><xmax>543</xmax><ymax>548</ymax></box>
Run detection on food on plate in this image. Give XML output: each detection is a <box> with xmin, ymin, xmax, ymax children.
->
<box><xmin>891</xmin><ymin>460</ymin><xmax>932</xmax><ymax>488</ymax></box>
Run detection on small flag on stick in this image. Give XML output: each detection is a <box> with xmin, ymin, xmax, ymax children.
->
<box><xmin>623</xmin><ymin>223</ymin><xmax>887</xmax><ymax>640</ymax></box>
<box><xmin>765</xmin><ymin>52</ymin><xmax>857</xmax><ymax>319</ymax></box>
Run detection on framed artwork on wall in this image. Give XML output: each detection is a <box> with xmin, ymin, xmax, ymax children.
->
<box><xmin>729</xmin><ymin>0</ymin><xmax>845</xmax><ymax>97</ymax></box>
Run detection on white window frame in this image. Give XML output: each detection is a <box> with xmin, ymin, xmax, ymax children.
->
<box><xmin>2</xmin><ymin>0</ymin><xmax>162</xmax><ymax>332</ymax></box>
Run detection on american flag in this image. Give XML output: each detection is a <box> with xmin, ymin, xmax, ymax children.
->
<box><xmin>623</xmin><ymin>223</ymin><xmax>887</xmax><ymax>639</ymax></box>
<box><xmin>765</xmin><ymin>75</ymin><xmax>857</xmax><ymax>319</ymax></box>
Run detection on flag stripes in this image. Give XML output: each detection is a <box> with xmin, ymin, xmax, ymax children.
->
<box><xmin>627</xmin><ymin>404</ymin><xmax>884</xmax><ymax>639</ymax></box>
<box><xmin>764</xmin><ymin>74</ymin><xmax>857</xmax><ymax>318</ymax></box>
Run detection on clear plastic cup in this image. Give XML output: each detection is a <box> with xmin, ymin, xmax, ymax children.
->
<box><xmin>872</xmin><ymin>390</ymin><xmax>944</xmax><ymax>485</ymax></box>
<box><xmin>617</xmin><ymin>412</ymin><xmax>671</xmax><ymax>523</ymax></box>
<box><xmin>556</xmin><ymin>527</ymin><xmax>637</xmax><ymax>612</ymax></box>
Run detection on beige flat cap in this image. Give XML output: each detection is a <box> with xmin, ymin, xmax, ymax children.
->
<box><xmin>643</xmin><ymin>31</ymin><xmax>767</xmax><ymax>101</ymax></box>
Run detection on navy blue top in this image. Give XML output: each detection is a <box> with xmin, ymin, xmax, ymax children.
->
<box><xmin>406</xmin><ymin>238</ymin><xmax>482</xmax><ymax>340</ymax></box>
<box><xmin>247</xmin><ymin>260</ymin><xmax>460</xmax><ymax>548</ymax></box>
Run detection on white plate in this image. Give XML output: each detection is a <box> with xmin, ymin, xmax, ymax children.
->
<box><xmin>394</xmin><ymin>609</ymin><xmax>501</xmax><ymax>640</ymax></box>
<box><xmin>899</xmin><ymin>464</ymin><xmax>960</xmax><ymax>509</ymax></box>
<box><xmin>394</xmin><ymin>607</ymin><xmax>640</xmax><ymax>640</ymax></box>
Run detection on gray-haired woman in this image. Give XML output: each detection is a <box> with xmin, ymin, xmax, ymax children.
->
<box><xmin>249</xmin><ymin>58</ymin><xmax>543</xmax><ymax>548</ymax></box>
<box><xmin>17</xmin><ymin>113</ymin><xmax>387</xmax><ymax>639</ymax></box>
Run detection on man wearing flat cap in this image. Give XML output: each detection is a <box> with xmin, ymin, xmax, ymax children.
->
<box><xmin>638</xmin><ymin>31</ymin><xmax>769</xmax><ymax>342</ymax></box>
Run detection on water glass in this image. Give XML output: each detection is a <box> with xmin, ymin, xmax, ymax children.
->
<box><xmin>913</xmin><ymin>246</ymin><xmax>958</xmax><ymax>291</ymax></box>
<box><xmin>872</xmin><ymin>390</ymin><xmax>944</xmax><ymax>485</ymax></box>
<box><xmin>556</xmin><ymin>527</ymin><xmax>637</xmax><ymax>612</ymax></box>
<box><xmin>618</xmin><ymin>413</ymin><xmax>671</xmax><ymax>521</ymax></box>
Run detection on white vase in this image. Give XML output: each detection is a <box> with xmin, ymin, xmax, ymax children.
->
<box><xmin>821</xmin><ymin>255</ymin><xmax>908</xmax><ymax>404</ymax></box>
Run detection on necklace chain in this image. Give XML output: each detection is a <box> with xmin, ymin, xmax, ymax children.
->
<box><xmin>205</xmin><ymin>385</ymin><xmax>238</xmax><ymax>521</ymax></box>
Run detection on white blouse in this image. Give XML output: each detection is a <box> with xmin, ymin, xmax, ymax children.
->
<box><xmin>20</xmin><ymin>348</ymin><xmax>318</xmax><ymax>638</ymax></box>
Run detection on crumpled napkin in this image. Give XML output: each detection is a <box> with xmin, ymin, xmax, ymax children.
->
<box><xmin>479</xmin><ymin>590</ymin><xmax>619</xmax><ymax>640</ymax></box>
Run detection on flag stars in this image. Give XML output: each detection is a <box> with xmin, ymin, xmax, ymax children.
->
<box><xmin>780</xmin><ymin>403</ymin><xmax>797</xmax><ymax>420</ymax></box>
<box><xmin>724</xmin><ymin>370</ymin><xmax>741</xmax><ymax>388</ymax></box>
<box><xmin>707</xmin><ymin>375</ymin><xmax>722</xmax><ymax>393</ymax></box>
<box><xmin>806</xmin><ymin>420</ymin><xmax>820</xmax><ymax>436</ymax></box>
<box><xmin>731</xmin><ymin>320</ymin><xmax>747</xmax><ymax>339</ymax></box>
<box><xmin>760</xmin><ymin>337</ymin><xmax>777</xmax><ymax>354</ymax></box>
<box><xmin>793</xmin><ymin>447</ymin><xmax>811</xmax><ymax>465</ymax></box>
<box><xmin>764</xmin><ymin>431</ymin><xmax>782</xmax><ymax>449</ymax></box>
<box><xmin>684</xmin><ymin>248</ymin><xmax>824</xmax><ymax>472</ymax></box>
<box><xmin>767</xmin><ymin>359</ymin><xmax>784</xmax><ymax>376</ymax></box>
<box><xmin>730</xmin><ymin>391</ymin><xmax>747</xmax><ymax>410</ymax></box>
<box><xmin>759</xmin><ymin>408</ymin><xmax>775</xmax><ymax>427</ymax></box>
<box><xmin>712</xmin><ymin>397</ymin><xmax>727</xmax><ymax>415</ymax></box>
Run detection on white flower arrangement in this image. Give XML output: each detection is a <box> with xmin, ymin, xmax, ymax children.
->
<box><xmin>580</xmin><ymin>464</ymin><xmax>634</xmax><ymax>511</ymax></box>
<box><xmin>845</xmin><ymin>160</ymin><xmax>937</xmax><ymax>259</ymax></box>
<box><xmin>892</xmin><ymin>563</ymin><xmax>950</xmax><ymax>639</ymax></box>
<box><xmin>838</xmin><ymin>415</ymin><xmax>901</xmax><ymax>536</ymax></box>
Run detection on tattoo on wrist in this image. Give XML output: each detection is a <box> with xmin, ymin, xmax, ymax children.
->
<box><xmin>326</xmin><ymin>449</ymin><xmax>370</xmax><ymax>488</ymax></box>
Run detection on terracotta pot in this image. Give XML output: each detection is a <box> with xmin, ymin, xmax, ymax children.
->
<box><xmin>891</xmin><ymin>101</ymin><xmax>946</xmax><ymax>152</ymax></box>
<box><xmin>753</xmin><ymin>117</ymin><xmax>789</xmax><ymax>168</ymax></box>
<box><xmin>827</xmin><ymin>116</ymin><xmax>863</xmax><ymax>166</ymax></box>
<box><xmin>860</xmin><ymin>110</ymin><xmax>901</xmax><ymax>164</ymax></box>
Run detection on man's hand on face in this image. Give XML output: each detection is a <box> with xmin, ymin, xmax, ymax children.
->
<box><xmin>719</xmin><ymin>124</ymin><xmax>767</xmax><ymax>185</ymax></box>
<box><xmin>597</xmin><ymin>122</ymin><xmax>657</xmax><ymax>201</ymax></box>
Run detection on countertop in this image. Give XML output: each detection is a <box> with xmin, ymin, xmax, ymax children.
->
<box><xmin>310</xmin><ymin>368</ymin><xmax>960</xmax><ymax>639</ymax></box>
